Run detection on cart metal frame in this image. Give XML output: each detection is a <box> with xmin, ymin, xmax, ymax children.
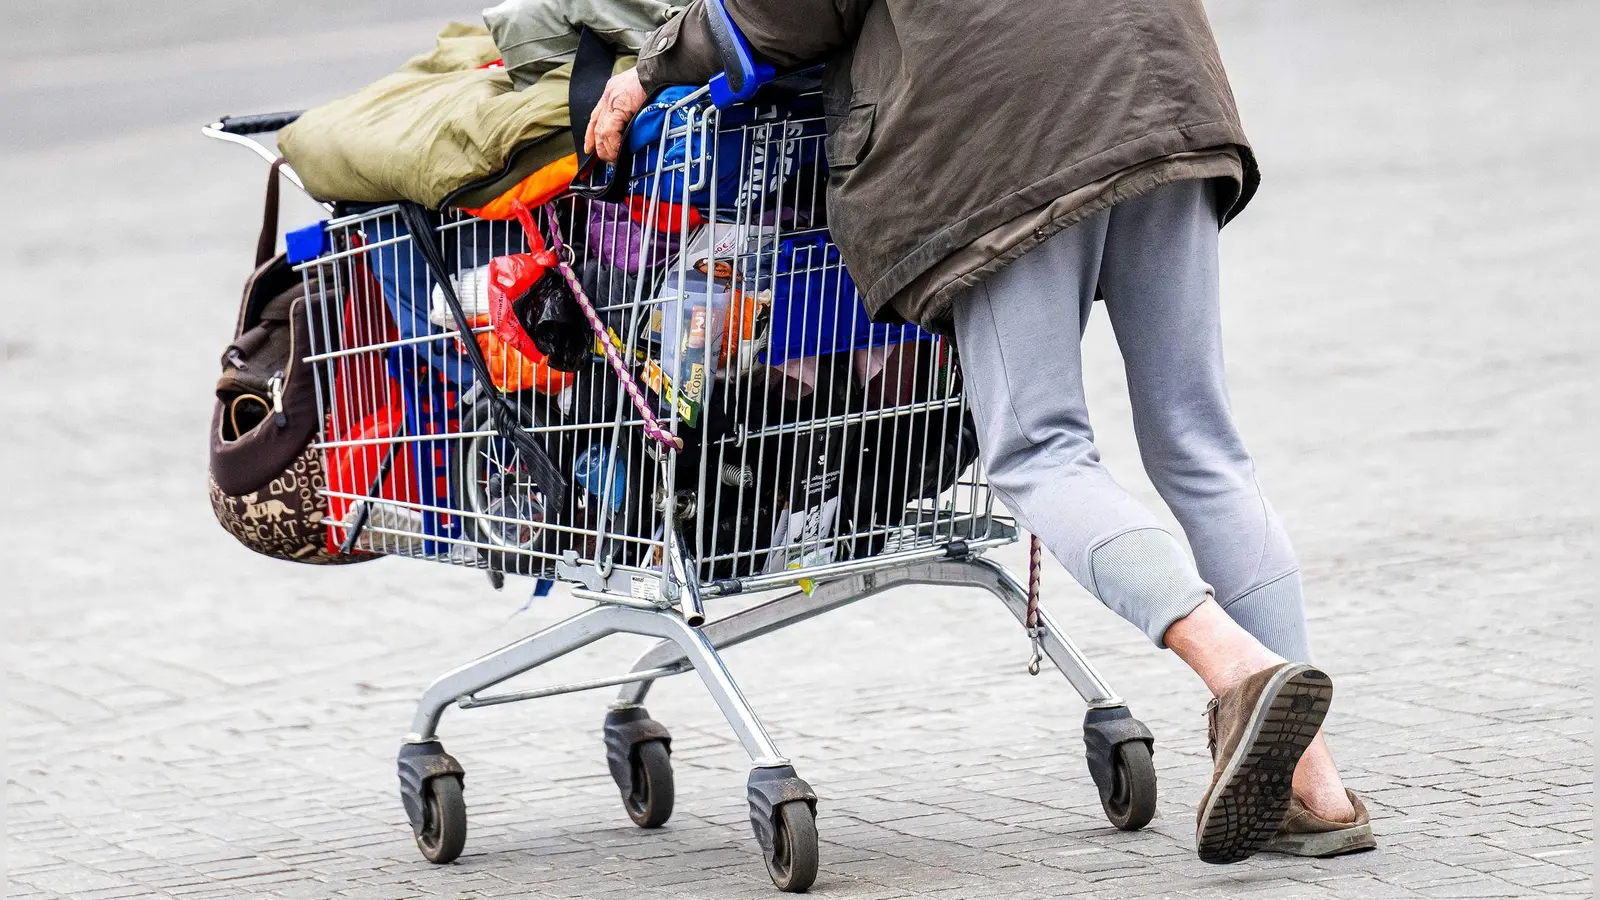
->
<box><xmin>407</xmin><ymin>550</ymin><xmax>1126</xmax><ymax>754</ymax></box>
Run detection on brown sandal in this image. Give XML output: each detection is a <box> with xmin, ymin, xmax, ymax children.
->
<box><xmin>1195</xmin><ymin>663</ymin><xmax>1334</xmax><ymax>864</ymax></box>
<box><xmin>1261</xmin><ymin>789</ymin><xmax>1376</xmax><ymax>857</ymax></box>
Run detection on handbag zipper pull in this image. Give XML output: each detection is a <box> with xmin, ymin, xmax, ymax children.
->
<box><xmin>268</xmin><ymin>371</ymin><xmax>287</xmax><ymax>427</ymax></box>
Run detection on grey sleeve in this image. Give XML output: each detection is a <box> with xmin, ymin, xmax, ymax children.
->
<box><xmin>485</xmin><ymin>0</ymin><xmax>679</xmax><ymax>90</ymax></box>
<box><xmin>636</xmin><ymin>0</ymin><xmax>867</xmax><ymax>93</ymax></box>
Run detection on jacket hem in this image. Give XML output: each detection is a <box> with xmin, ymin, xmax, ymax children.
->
<box><xmin>860</xmin><ymin>119</ymin><xmax>1250</xmax><ymax>316</ymax></box>
<box><xmin>906</xmin><ymin>157</ymin><xmax>1244</xmax><ymax>335</ymax></box>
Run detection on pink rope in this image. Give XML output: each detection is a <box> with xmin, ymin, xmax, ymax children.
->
<box><xmin>540</xmin><ymin>203</ymin><xmax>684</xmax><ymax>452</ymax></box>
<box><xmin>1026</xmin><ymin>534</ymin><xmax>1042</xmax><ymax>630</ymax></box>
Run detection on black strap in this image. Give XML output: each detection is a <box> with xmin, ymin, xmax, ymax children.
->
<box><xmin>397</xmin><ymin>202</ymin><xmax>569</xmax><ymax>508</ymax></box>
<box><xmin>257</xmin><ymin>159</ymin><xmax>288</xmax><ymax>267</ymax></box>
<box><xmin>570</xmin><ymin>27</ymin><xmax>616</xmax><ymax>161</ymax></box>
<box><xmin>339</xmin><ymin>443</ymin><xmax>398</xmax><ymax>555</ymax></box>
<box><xmin>567</xmin><ymin>27</ymin><xmax>633</xmax><ymax>204</ymax></box>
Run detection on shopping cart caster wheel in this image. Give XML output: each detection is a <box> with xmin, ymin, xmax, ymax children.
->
<box><xmin>1083</xmin><ymin>707</ymin><xmax>1157</xmax><ymax>831</ymax></box>
<box><xmin>748</xmin><ymin>766</ymin><xmax>818</xmax><ymax>893</ymax></box>
<box><xmin>603</xmin><ymin>707</ymin><xmax>674</xmax><ymax>828</ymax></box>
<box><xmin>620</xmin><ymin>741</ymin><xmax>674</xmax><ymax>828</ymax></box>
<box><xmin>414</xmin><ymin>774</ymin><xmax>468</xmax><ymax>863</ymax></box>
<box><xmin>397</xmin><ymin>742</ymin><xmax>467</xmax><ymax>863</ymax></box>
<box><xmin>762</xmin><ymin>801</ymin><xmax>819</xmax><ymax>892</ymax></box>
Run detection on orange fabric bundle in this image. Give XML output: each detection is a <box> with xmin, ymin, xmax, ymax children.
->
<box><xmin>466</xmin><ymin>314</ymin><xmax>575</xmax><ymax>394</ymax></box>
<box><xmin>461</xmin><ymin>154</ymin><xmax>580</xmax><ymax>220</ymax></box>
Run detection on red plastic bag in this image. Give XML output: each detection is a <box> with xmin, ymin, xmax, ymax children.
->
<box><xmin>488</xmin><ymin>203</ymin><xmax>560</xmax><ymax>362</ymax></box>
<box><xmin>627</xmin><ymin>196</ymin><xmax>704</xmax><ymax>233</ymax></box>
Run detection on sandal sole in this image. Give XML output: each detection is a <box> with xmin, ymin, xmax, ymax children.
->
<box><xmin>1262</xmin><ymin>822</ymin><xmax>1376</xmax><ymax>858</ymax></box>
<box><xmin>1196</xmin><ymin>664</ymin><xmax>1333</xmax><ymax>864</ymax></box>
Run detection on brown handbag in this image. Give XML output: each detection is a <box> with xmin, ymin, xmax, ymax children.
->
<box><xmin>208</xmin><ymin>160</ymin><xmax>375</xmax><ymax>565</ymax></box>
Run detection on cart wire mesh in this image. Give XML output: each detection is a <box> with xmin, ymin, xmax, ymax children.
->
<box><xmin>297</xmin><ymin>88</ymin><xmax>1011</xmax><ymax>594</ymax></box>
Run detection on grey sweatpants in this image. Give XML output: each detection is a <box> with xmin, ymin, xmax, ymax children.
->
<box><xmin>953</xmin><ymin>178</ymin><xmax>1312</xmax><ymax>661</ymax></box>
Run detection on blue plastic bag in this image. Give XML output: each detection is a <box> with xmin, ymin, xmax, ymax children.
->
<box><xmin>628</xmin><ymin>89</ymin><xmax>818</xmax><ymax>211</ymax></box>
<box><xmin>764</xmin><ymin>236</ymin><xmax>930</xmax><ymax>365</ymax></box>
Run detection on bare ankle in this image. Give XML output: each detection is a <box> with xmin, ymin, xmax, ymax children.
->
<box><xmin>1209</xmin><ymin>658</ymin><xmax>1271</xmax><ymax>698</ymax></box>
<box><xmin>1162</xmin><ymin>599</ymin><xmax>1286</xmax><ymax>697</ymax></box>
<box><xmin>1300</xmin><ymin>789</ymin><xmax>1356</xmax><ymax>823</ymax></box>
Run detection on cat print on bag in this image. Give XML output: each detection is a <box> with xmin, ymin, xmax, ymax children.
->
<box><xmin>210</xmin><ymin>443</ymin><xmax>369</xmax><ymax>565</ymax></box>
<box><xmin>208</xmin><ymin>159</ymin><xmax>375</xmax><ymax>566</ymax></box>
<box><xmin>239</xmin><ymin>494</ymin><xmax>293</xmax><ymax>524</ymax></box>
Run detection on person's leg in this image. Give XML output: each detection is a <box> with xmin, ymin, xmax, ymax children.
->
<box><xmin>1098</xmin><ymin>178</ymin><xmax>1351</xmax><ymax>820</ymax></box>
<box><xmin>954</xmin><ymin>211</ymin><xmax>1341</xmax><ymax>861</ymax></box>
<box><xmin>952</xmin><ymin>209</ymin><xmax>1213</xmax><ymax>646</ymax></box>
<box><xmin>1098</xmin><ymin>179</ymin><xmax>1309</xmax><ymax>659</ymax></box>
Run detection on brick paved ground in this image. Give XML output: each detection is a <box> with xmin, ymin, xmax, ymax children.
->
<box><xmin>4</xmin><ymin>1</ymin><xmax>1593</xmax><ymax>898</ymax></box>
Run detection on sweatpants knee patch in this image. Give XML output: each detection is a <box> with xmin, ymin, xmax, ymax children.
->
<box><xmin>1219</xmin><ymin>569</ymin><xmax>1313</xmax><ymax>663</ymax></box>
<box><xmin>1087</xmin><ymin>528</ymin><xmax>1211</xmax><ymax>648</ymax></box>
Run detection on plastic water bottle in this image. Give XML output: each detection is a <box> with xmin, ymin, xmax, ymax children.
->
<box><xmin>573</xmin><ymin>444</ymin><xmax>627</xmax><ymax>514</ymax></box>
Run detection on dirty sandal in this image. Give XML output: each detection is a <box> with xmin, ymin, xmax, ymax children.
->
<box><xmin>1195</xmin><ymin>662</ymin><xmax>1333</xmax><ymax>864</ymax></box>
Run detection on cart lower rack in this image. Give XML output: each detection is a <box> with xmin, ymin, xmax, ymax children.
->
<box><xmin>206</xmin><ymin>76</ymin><xmax>1157</xmax><ymax>894</ymax></box>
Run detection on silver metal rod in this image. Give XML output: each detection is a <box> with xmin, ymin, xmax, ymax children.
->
<box><xmin>665</xmin><ymin>615</ymin><xmax>785</xmax><ymax>764</ymax></box>
<box><xmin>406</xmin><ymin>604</ymin><xmax>787</xmax><ymax>765</ymax></box>
<box><xmin>569</xmin><ymin>588</ymin><xmax>664</xmax><ymax>610</ymax></box>
<box><xmin>615</xmin><ymin>556</ymin><xmax>1123</xmax><ymax>710</ymax></box>
<box><xmin>457</xmin><ymin>663</ymin><xmax>686</xmax><ymax>708</ymax></box>
<box><xmin>617</xmin><ymin>570</ymin><xmax>891</xmax><ymax>706</ymax></box>
<box><xmin>310</xmin><ymin>414</ymin><xmax>661</xmax><ymax>448</ymax></box>
<box><xmin>701</xmin><ymin>513</ymin><xmax>1009</xmax><ymax>570</ymax></box>
<box><xmin>702</xmin><ymin>531</ymin><xmax>1015</xmax><ymax>597</ymax></box>
<box><xmin>667</xmin><ymin>528</ymin><xmax>706</xmax><ymax>625</ymax></box>
<box><xmin>325</xmin><ymin>493</ymin><xmax>660</xmax><ymax>546</ymax></box>
<box><xmin>963</xmin><ymin>557</ymin><xmax>1124</xmax><ymax>708</ymax></box>
<box><xmin>408</xmin><ymin>606</ymin><xmax>619</xmax><ymax>741</ymax></box>
<box><xmin>200</xmin><ymin>125</ymin><xmax>332</xmax><ymax>211</ymax></box>
<box><xmin>299</xmin><ymin>326</ymin><xmax>489</xmax><ymax>363</ymax></box>
<box><xmin>736</xmin><ymin>397</ymin><xmax>965</xmax><ymax>441</ymax></box>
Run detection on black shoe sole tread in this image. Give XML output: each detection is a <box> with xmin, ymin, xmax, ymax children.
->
<box><xmin>1197</xmin><ymin>665</ymin><xmax>1333</xmax><ymax>865</ymax></box>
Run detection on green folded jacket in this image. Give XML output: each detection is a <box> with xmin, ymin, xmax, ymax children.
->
<box><xmin>485</xmin><ymin>0</ymin><xmax>675</xmax><ymax>91</ymax></box>
<box><xmin>278</xmin><ymin>23</ymin><xmax>637</xmax><ymax>209</ymax></box>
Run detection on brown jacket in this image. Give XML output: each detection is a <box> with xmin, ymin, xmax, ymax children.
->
<box><xmin>637</xmin><ymin>0</ymin><xmax>1258</xmax><ymax>332</ymax></box>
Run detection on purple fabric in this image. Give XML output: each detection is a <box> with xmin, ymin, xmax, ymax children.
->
<box><xmin>586</xmin><ymin>202</ymin><xmax>680</xmax><ymax>273</ymax></box>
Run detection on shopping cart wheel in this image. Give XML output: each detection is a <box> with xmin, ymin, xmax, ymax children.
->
<box><xmin>454</xmin><ymin>399</ymin><xmax>554</xmax><ymax>579</ymax></box>
<box><xmin>397</xmin><ymin>742</ymin><xmax>467</xmax><ymax>863</ymax></box>
<box><xmin>415</xmin><ymin>775</ymin><xmax>468</xmax><ymax>863</ymax></box>
<box><xmin>763</xmin><ymin>802</ymin><xmax>819</xmax><ymax>892</ymax></box>
<box><xmin>622</xmin><ymin>740</ymin><xmax>675</xmax><ymax>828</ymax></box>
<box><xmin>603</xmin><ymin>707</ymin><xmax>674</xmax><ymax>828</ymax></box>
<box><xmin>748</xmin><ymin>766</ymin><xmax>819</xmax><ymax>893</ymax></box>
<box><xmin>1083</xmin><ymin>707</ymin><xmax>1157</xmax><ymax>831</ymax></box>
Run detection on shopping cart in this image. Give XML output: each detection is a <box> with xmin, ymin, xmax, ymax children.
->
<box><xmin>203</xmin><ymin>10</ymin><xmax>1158</xmax><ymax>893</ymax></box>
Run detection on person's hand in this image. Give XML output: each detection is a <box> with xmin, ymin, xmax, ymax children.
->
<box><xmin>584</xmin><ymin>67</ymin><xmax>648</xmax><ymax>164</ymax></box>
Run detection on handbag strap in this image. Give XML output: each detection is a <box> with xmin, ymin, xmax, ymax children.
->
<box><xmin>397</xmin><ymin>202</ymin><xmax>570</xmax><ymax>508</ymax></box>
<box><xmin>569</xmin><ymin>27</ymin><xmax>616</xmax><ymax>162</ymax></box>
<box><xmin>257</xmin><ymin>158</ymin><xmax>289</xmax><ymax>267</ymax></box>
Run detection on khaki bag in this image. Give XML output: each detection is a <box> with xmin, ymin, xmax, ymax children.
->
<box><xmin>277</xmin><ymin>23</ymin><xmax>635</xmax><ymax>210</ymax></box>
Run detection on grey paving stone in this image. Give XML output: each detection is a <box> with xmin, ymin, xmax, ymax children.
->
<box><xmin>4</xmin><ymin>1</ymin><xmax>1594</xmax><ymax>899</ymax></box>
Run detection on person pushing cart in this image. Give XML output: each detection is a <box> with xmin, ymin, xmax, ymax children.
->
<box><xmin>587</xmin><ymin>0</ymin><xmax>1376</xmax><ymax>866</ymax></box>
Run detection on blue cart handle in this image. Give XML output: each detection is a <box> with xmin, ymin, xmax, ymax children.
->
<box><xmin>705</xmin><ymin>0</ymin><xmax>776</xmax><ymax>108</ymax></box>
